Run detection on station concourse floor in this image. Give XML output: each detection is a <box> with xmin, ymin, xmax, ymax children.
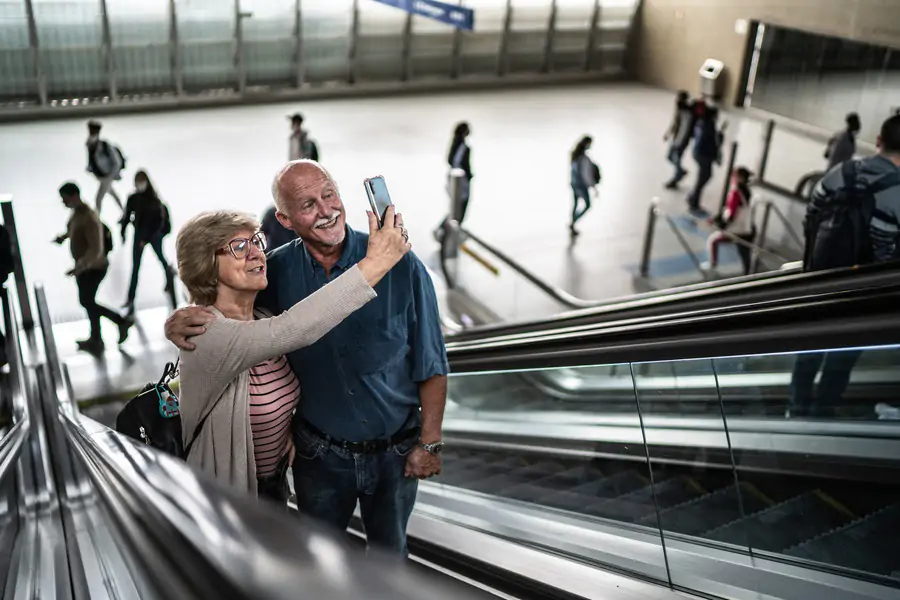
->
<box><xmin>0</xmin><ymin>81</ymin><xmax>821</xmax><ymax>402</ymax></box>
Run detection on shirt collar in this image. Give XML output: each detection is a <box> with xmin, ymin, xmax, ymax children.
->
<box><xmin>300</xmin><ymin>225</ymin><xmax>362</xmax><ymax>273</ymax></box>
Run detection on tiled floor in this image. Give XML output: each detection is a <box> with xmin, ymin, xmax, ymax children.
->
<box><xmin>0</xmin><ymin>82</ymin><xmax>819</xmax><ymax>400</ymax></box>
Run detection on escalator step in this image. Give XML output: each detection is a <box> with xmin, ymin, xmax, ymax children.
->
<box><xmin>588</xmin><ymin>477</ymin><xmax>707</xmax><ymax>524</ymax></box>
<box><xmin>705</xmin><ymin>491</ymin><xmax>854</xmax><ymax>551</ymax></box>
<box><xmin>536</xmin><ymin>471</ymin><xmax>648</xmax><ymax>515</ymax></box>
<box><xmin>462</xmin><ymin>462</ymin><xmax>567</xmax><ymax>496</ymax></box>
<box><xmin>436</xmin><ymin>453</ymin><xmax>536</xmax><ymax>486</ymax></box>
<box><xmin>786</xmin><ymin>502</ymin><xmax>900</xmax><ymax>579</ymax></box>
<box><xmin>642</xmin><ymin>482</ymin><xmax>772</xmax><ymax>536</ymax></box>
<box><xmin>502</xmin><ymin>466</ymin><xmax>606</xmax><ymax>503</ymax></box>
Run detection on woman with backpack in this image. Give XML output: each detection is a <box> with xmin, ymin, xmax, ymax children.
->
<box><xmin>120</xmin><ymin>170</ymin><xmax>177</xmax><ymax>315</ymax></box>
<box><xmin>570</xmin><ymin>135</ymin><xmax>600</xmax><ymax>236</ymax></box>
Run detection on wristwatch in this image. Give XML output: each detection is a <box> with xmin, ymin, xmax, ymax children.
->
<box><xmin>419</xmin><ymin>441</ymin><xmax>444</xmax><ymax>455</ymax></box>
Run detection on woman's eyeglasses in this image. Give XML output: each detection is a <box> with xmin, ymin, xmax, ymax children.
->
<box><xmin>216</xmin><ymin>232</ymin><xmax>267</xmax><ymax>260</ymax></box>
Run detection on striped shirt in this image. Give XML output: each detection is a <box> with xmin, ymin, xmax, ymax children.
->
<box><xmin>248</xmin><ymin>354</ymin><xmax>301</xmax><ymax>477</ymax></box>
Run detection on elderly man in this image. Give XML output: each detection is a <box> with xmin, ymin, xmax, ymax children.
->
<box><xmin>165</xmin><ymin>160</ymin><xmax>448</xmax><ymax>555</ymax></box>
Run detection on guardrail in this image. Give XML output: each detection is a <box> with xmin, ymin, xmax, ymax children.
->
<box><xmin>639</xmin><ymin>197</ymin><xmax>803</xmax><ymax>279</ymax></box>
<box><xmin>0</xmin><ymin>286</ymin><xmax>29</xmax><ymax>481</ymax></box>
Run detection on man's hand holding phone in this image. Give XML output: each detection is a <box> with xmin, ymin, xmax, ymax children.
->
<box><xmin>357</xmin><ymin>205</ymin><xmax>410</xmax><ymax>287</ymax></box>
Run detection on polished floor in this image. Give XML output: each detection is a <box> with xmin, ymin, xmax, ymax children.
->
<box><xmin>0</xmin><ymin>82</ymin><xmax>822</xmax><ymax>399</ymax></box>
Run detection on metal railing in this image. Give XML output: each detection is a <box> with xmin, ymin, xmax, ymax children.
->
<box><xmin>438</xmin><ymin>176</ymin><xmax>812</xmax><ymax>331</ymax></box>
<box><xmin>0</xmin><ymin>286</ymin><xmax>30</xmax><ymax>480</ymax></box>
<box><xmin>639</xmin><ymin>197</ymin><xmax>803</xmax><ymax>279</ymax></box>
<box><xmin>1</xmin><ymin>197</ymin><xmax>32</xmax><ymax>329</ymax></box>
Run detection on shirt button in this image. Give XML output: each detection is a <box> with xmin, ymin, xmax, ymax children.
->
<box><xmin>348</xmin><ymin>389</ymin><xmax>354</xmax><ymax>395</ymax></box>
<box><xmin>362</xmin><ymin>419</ymin><xmax>368</xmax><ymax>425</ymax></box>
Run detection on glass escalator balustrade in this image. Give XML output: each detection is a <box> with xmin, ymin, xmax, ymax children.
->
<box><xmin>438</xmin><ymin>344</ymin><xmax>900</xmax><ymax>586</ymax></box>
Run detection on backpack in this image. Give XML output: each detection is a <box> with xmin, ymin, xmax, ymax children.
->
<box><xmin>306</xmin><ymin>139</ymin><xmax>319</xmax><ymax>162</ymax></box>
<box><xmin>102</xmin><ymin>222</ymin><xmax>113</xmax><ymax>255</ymax></box>
<box><xmin>104</xmin><ymin>141</ymin><xmax>127</xmax><ymax>171</ymax></box>
<box><xmin>804</xmin><ymin>160</ymin><xmax>900</xmax><ymax>271</ymax></box>
<box><xmin>115</xmin><ymin>360</ymin><xmax>208</xmax><ymax>459</ymax></box>
<box><xmin>590</xmin><ymin>161</ymin><xmax>601</xmax><ymax>185</ymax></box>
<box><xmin>159</xmin><ymin>203</ymin><xmax>172</xmax><ymax>237</ymax></box>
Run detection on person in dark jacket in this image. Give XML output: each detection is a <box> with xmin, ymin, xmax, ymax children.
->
<box><xmin>685</xmin><ymin>101</ymin><xmax>724</xmax><ymax>214</ymax></box>
<box><xmin>260</xmin><ymin>204</ymin><xmax>299</xmax><ymax>250</ymax></box>
<box><xmin>447</xmin><ymin>122</ymin><xmax>473</xmax><ymax>221</ymax></box>
<box><xmin>434</xmin><ymin>122</ymin><xmax>473</xmax><ymax>241</ymax></box>
<box><xmin>825</xmin><ymin>112</ymin><xmax>861</xmax><ymax>171</ymax></box>
<box><xmin>120</xmin><ymin>170</ymin><xmax>176</xmax><ymax>314</ymax></box>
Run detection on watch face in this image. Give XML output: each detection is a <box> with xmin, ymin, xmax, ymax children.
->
<box><xmin>423</xmin><ymin>442</ymin><xmax>443</xmax><ymax>454</ymax></box>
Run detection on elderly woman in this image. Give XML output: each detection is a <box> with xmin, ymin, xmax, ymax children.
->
<box><xmin>176</xmin><ymin>207</ymin><xmax>409</xmax><ymax>499</ymax></box>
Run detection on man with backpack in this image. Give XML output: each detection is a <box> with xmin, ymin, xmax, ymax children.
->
<box><xmin>788</xmin><ymin>114</ymin><xmax>900</xmax><ymax>418</ymax></box>
<box><xmin>86</xmin><ymin>119</ymin><xmax>126</xmax><ymax>215</ymax></box>
<box><xmin>288</xmin><ymin>113</ymin><xmax>319</xmax><ymax>162</ymax></box>
<box><xmin>55</xmin><ymin>182</ymin><xmax>133</xmax><ymax>355</ymax></box>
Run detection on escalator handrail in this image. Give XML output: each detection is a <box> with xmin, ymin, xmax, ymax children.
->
<box><xmin>455</xmin><ymin>225</ymin><xmax>800</xmax><ymax>314</ymax></box>
<box><xmin>34</xmin><ymin>284</ymin><xmax>78</xmax><ymax>418</ymax></box>
<box><xmin>33</xmin><ymin>283</ymin><xmax>482</xmax><ymax>600</ymax></box>
<box><xmin>446</xmin><ymin>259</ymin><xmax>900</xmax><ymax>342</ymax></box>
<box><xmin>0</xmin><ymin>285</ymin><xmax>30</xmax><ymax>483</ymax></box>
<box><xmin>446</xmin><ymin>282</ymin><xmax>900</xmax><ymax>370</ymax></box>
<box><xmin>447</xmin><ymin>274</ymin><xmax>899</xmax><ymax>352</ymax></box>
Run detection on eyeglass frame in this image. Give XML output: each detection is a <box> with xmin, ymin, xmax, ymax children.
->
<box><xmin>214</xmin><ymin>231</ymin><xmax>268</xmax><ymax>260</ymax></box>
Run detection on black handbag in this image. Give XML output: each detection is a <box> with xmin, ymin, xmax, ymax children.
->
<box><xmin>115</xmin><ymin>360</ymin><xmax>210</xmax><ymax>459</ymax></box>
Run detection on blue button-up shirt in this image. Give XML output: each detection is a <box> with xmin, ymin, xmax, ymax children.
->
<box><xmin>258</xmin><ymin>226</ymin><xmax>449</xmax><ymax>441</ymax></box>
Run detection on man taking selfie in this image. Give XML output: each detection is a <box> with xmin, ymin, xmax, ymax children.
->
<box><xmin>165</xmin><ymin>160</ymin><xmax>448</xmax><ymax>555</ymax></box>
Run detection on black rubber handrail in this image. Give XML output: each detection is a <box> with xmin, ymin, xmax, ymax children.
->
<box><xmin>447</xmin><ymin>276</ymin><xmax>900</xmax><ymax>371</ymax></box>
<box><xmin>0</xmin><ymin>286</ymin><xmax>29</xmax><ymax>485</ymax></box>
<box><xmin>446</xmin><ymin>261</ymin><xmax>900</xmax><ymax>343</ymax></box>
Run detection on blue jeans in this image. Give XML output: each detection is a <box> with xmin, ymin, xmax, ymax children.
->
<box><xmin>666</xmin><ymin>143</ymin><xmax>688</xmax><ymax>185</ymax></box>
<box><xmin>686</xmin><ymin>156</ymin><xmax>714</xmax><ymax>210</ymax></box>
<box><xmin>127</xmin><ymin>233</ymin><xmax>175</xmax><ymax>308</ymax></box>
<box><xmin>788</xmin><ymin>350</ymin><xmax>862</xmax><ymax>417</ymax></box>
<box><xmin>291</xmin><ymin>421</ymin><xmax>419</xmax><ymax>555</ymax></box>
<box><xmin>571</xmin><ymin>184</ymin><xmax>590</xmax><ymax>226</ymax></box>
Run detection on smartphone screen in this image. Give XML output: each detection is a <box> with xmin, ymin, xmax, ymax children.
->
<box><xmin>364</xmin><ymin>176</ymin><xmax>393</xmax><ymax>228</ymax></box>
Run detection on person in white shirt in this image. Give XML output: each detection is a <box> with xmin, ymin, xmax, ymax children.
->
<box><xmin>85</xmin><ymin>120</ymin><xmax>125</xmax><ymax>214</ymax></box>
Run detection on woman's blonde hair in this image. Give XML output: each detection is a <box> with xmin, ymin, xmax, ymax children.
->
<box><xmin>176</xmin><ymin>211</ymin><xmax>259</xmax><ymax>306</ymax></box>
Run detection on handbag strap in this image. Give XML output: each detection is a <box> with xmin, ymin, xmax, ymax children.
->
<box><xmin>183</xmin><ymin>409</ymin><xmax>212</xmax><ymax>458</ymax></box>
<box><xmin>150</xmin><ymin>358</ymin><xmax>209</xmax><ymax>458</ymax></box>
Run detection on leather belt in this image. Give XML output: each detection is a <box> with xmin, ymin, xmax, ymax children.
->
<box><xmin>300</xmin><ymin>419</ymin><xmax>419</xmax><ymax>455</ymax></box>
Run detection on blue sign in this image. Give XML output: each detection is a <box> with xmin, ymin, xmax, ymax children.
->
<box><xmin>372</xmin><ymin>0</ymin><xmax>475</xmax><ymax>31</ymax></box>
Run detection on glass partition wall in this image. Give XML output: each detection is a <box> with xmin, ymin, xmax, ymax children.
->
<box><xmin>439</xmin><ymin>344</ymin><xmax>900</xmax><ymax>595</ymax></box>
<box><xmin>744</xmin><ymin>23</ymin><xmax>900</xmax><ymax>145</ymax></box>
<box><xmin>0</xmin><ymin>0</ymin><xmax>638</xmax><ymax>109</ymax></box>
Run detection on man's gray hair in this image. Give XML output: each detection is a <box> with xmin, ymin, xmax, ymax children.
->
<box><xmin>271</xmin><ymin>159</ymin><xmax>336</xmax><ymax>213</ymax></box>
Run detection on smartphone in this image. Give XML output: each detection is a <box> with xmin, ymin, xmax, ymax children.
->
<box><xmin>364</xmin><ymin>175</ymin><xmax>393</xmax><ymax>228</ymax></box>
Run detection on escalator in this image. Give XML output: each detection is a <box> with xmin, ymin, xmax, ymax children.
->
<box><xmin>6</xmin><ymin>183</ymin><xmax>900</xmax><ymax>599</ymax></box>
<box><xmin>404</xmin><ymin>261</ymin><xmax>900</xmax><ymax>599</ymax></box>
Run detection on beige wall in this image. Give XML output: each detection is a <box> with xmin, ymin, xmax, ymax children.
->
<box><xmin>630</xmin><ymin>0</ymin><xmax>900</xmax><ymax>106</ymax></box>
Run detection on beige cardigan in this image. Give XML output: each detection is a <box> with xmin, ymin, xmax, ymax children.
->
<box><xmin>178</xmin><ymin>265</ymin><xmax>377</xmax><ymax>495</ymax></box>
